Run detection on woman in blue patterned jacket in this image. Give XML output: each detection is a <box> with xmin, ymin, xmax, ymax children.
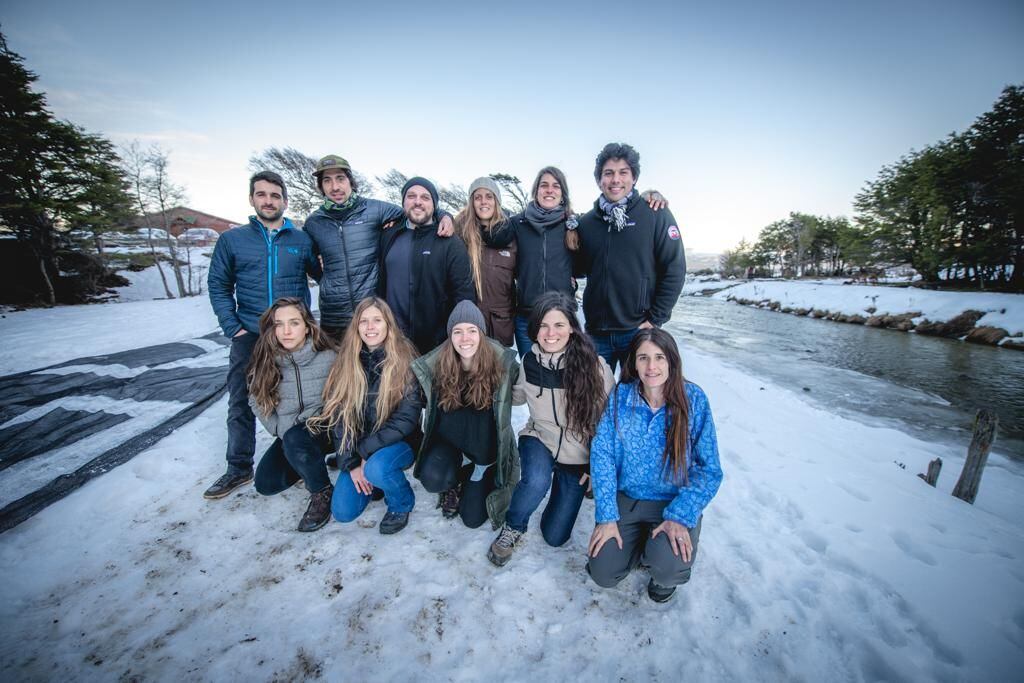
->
<box><xmin>587</xmin><ymin>328</ymin><xmax>723</xmax><ymax>603</ymax></box>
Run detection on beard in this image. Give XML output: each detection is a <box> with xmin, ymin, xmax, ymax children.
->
<box><xmin>257</xmin><ymin>206</ymin><xmax>284</xmax><ymax>223</ymax></box>
<box><xmin>405</xmin><ymin>207</ymin><xmax>434</xmax><ymax>227</ymax></box>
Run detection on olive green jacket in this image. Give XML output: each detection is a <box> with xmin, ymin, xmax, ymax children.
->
<box><xmin>411</xmin><ymin>339</ymin><xmax>521</xmax><ymax>528</ymax></box>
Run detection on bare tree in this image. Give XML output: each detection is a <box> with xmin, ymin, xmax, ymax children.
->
<box><xmin>122</xmin><ymin>142</ymin><xmax>174</xmax><ymax>299</ymax></box>
<box><xmin>438</xmin><ymin>183</ymin><xmax>468</xmax><ymax>215</ymax></box>
<box><xmin>249</xmin><ymin>146</ymin><xmax>374</xmax><ymax>218</ymax></box>
<box><xmin>375</xmin><ymin>169</ymin><xmax>409</xmax><ymax>205</ymax></box>
<box><xmin>490</xmin><ymin>173</ymin><xmax>528</xmax><ymax>213</ymax></box>
<box><xmin>146</xmin><ymin>148</ymin><xmax>189</xmax><ymax>296</ymax></box>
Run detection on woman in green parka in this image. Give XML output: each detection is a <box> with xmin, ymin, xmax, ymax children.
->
<box><xmin>411</xmin><ymin>300</ymin><xmax>520</xmax><ymax>530</ymax></box>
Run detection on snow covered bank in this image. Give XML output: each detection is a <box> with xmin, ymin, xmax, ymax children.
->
<box><xmin>0</xmin><ymin>297</ymin><xmax>219</xmax><ymax>375</ymax></box>
<box><xmin>715</xmin><ymin>279</ymin><xmax>1024</xmax><ymax>348</ymax></box>
<box><xmin>682</xmin><ymin>274</ymin><xmax>740</xmax><ymax>296</ymax></box>
<box><xmin>2</xmin><ymin>332</ymin><xmax>1022</xmax><ymax>679</ymax></box>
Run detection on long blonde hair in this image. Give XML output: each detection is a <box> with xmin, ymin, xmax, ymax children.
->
<box><xmin>310</xmin><ymin>297</ymin><xmax>417</xmax><ymax>451</ymax></box>
<box><xmin>454</xmin><ymin>186</ymin><xmax>508</xmax><ymax>301</ymax></box>
<box><xmin>248</xmin><ymin>297</ymin><xmax>332</xmax><ymax>417</ymax></box>
<box><xmin>435</xmin><ymin>330</ymin><xmax>504</xmax><ymax>412</ymax></box>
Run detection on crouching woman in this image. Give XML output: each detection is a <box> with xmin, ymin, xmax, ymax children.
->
<box><xmin>412</xmin><ymin>301</ymin><xmax>520</xmax><ymax>530</ymax></box>
<box><xmin>314</xmin><ymin>297</ymin><xmax>423</xmax><ymax>535</ymax></box>
<box><xmin>248</xmin><ymin>297</ymin><xmax>337</xmax><ymax>532</ymax></box>
<box><xmin>587</xmin><ymin>329</ymin><xmax>723</xmax><ymax>603</ymax></box>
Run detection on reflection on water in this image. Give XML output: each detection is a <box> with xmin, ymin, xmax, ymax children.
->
<box><xmin>668</xmin><ymin>295</ymin><xmax>1024</xmax><ymax>459</ymax></box>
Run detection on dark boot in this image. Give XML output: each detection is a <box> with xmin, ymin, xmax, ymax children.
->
<box><xmin>647</xmin><ymin>578</ymin><xmax>677</xmax><ymax>603</ymax></box>
<box><xmin>437</xmin><ymin>483</ymin><xmax>461</xmax><ymax>519</ymax></box>
<box><xmin>203</xmin><ymin>469</ymin><xmax>253</xmax><ymax>499</ymax></box>
<box><xmin>297</xmin><ymin>484</ymin><xmax>333</xmax><ymax>532</ymax></box>
<box><xmin>379</xmin><ymin>511</ymin><xmax>409</xmax><ymax>535</ymax></box>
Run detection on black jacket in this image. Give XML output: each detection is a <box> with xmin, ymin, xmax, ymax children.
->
<box><xmin>489</xmin><ymin>212</ymin><xmax>575</xmax><ymax>316</ymax></box>
<box><xmin>379</xmin><ymin>223</ymin><xmax>476</xmax><ymax>354</ymax></box>
<box><xmin>303</xmin><ymin>197</ymin><xmax>405</xmax><ymax>331</ymax></box>
<box><xmin>576</xmin><ymin>192</ymin><xmax>686</xmax><ymax>333</ymax></box>
<box><xmin>335</xmin><ymin>346</ymin><xmax>424</xmax><ymax>471</ymax></box>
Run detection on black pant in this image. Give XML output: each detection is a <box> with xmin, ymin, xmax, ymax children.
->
<box><xmin>226</xmin><ymin>331</ymin><xmax>258</xmax><ymax>473</ymax></box>
<box><xmin>416</xmin><ymin>440</ymin><xmax>496</xmax><ymax>529</ymax></box>
<box><xmin>254</xmin><ymin>424</ymin><xmax>333</xmax><ymax>495</ymax></box>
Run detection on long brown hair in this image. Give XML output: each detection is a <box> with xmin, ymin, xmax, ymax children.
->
<box><xmin>247</xmin><ymin>297</ymin><xmax>332</xmax><ymax>417</ymax></box>
<box><xmin>530</xmin><ymin>166</ymin><xmax>579</xmax><ymax>252</ymax></box>
<box><xmin>527</xmin><ymin>291</ymin><xmax>605</xmax><ymax>444</ymax></box>
<box><xmin>618</xmin><ymin>328</ymin><xmax>690</xmax><ymax>484</ymax></box>
<box><xmin>435</xmin><ymin>327</ymin><xmax>504</xmax><ymax>412</ymax></box>
<box><xmin>310</xmin><ymin>297</ymin><xmax>417</xmax><ymax>450</ymax></box>
<box><xmin>454</xmin><ymin>185</ymin><xmax>508</xmax><ymax>301</ymax></box>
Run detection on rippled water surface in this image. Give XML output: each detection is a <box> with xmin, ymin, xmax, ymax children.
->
<box><xmin>667</xmin><ymin>295</ymin><xmax>1024</xmax><ymax>459</ymax></box>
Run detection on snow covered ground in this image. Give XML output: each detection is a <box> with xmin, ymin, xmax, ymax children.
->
<box><xmin>682</xmin><ymin>274</ymin><xmax>740</xmax><ymax>296</ymax></box>
<box><xmin>1</xmin><ymin>299</ymin><xmax>1022</xmax><ymax>680</ymax></box>
<box><xmin>715</xmin><ymin>279</ymin><xmax>1024</xmax><ymax>337</ymax></box>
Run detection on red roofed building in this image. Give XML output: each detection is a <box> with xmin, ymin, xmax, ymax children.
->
<box><xmin>132</xmin><ymin>207</ymin><xmax>242</xmax><ymax>237</ymax></box>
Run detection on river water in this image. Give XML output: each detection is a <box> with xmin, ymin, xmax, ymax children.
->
<box><xmin>666</xmin><ymin>295</ymin><xmax>1024</xmax><ymax>459</ymax></box>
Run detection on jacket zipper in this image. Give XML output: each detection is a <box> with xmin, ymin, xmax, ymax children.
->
<box><xmin>290</xmin><ymin>355</ymin><xmax>304</xmax><ymax>425</ymax></box>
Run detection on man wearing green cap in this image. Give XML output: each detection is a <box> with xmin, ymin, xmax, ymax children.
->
<box><xmin>304</xmin><ymin>155</ymin><xmax>454</xmax><ymax>337</ymax></box>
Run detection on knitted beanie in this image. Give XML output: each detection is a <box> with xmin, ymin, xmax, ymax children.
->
<box><xmin>468</xmin><ymin>177</ymin><xmax>502</xmax><ymax>205</ymax></box>
<box><xmin>401</xmin><ymin>176</ymin><xmax>440</xmax><ymax>211</ymax></box>
<box><xmin>447</xmin><ymin>300</ymin><xmax>486</xmax><ymax>338</ymax></box>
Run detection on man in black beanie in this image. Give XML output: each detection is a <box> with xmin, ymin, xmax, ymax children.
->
<box><xmin>379</xmin><ymin>176</ymin><xmax>476</xmax><ymax>354</ymax></box>
<box><xmin>303</xmin><ymin>155</ymin><xmax>455</xmax><ymax>339</ymax></box>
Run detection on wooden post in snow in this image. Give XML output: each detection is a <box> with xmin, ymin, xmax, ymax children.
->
<box><xmin>917</xmin><ymin>458</ymin><xmax>942</xmax><ymax>487</ymax></box>
<box><xmin>952</xmin><ymin>410</ymin><xmax>998</xmax><ymax>504</ymax></box>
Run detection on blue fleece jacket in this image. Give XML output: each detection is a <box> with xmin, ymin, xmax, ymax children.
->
<box><xmin>207</xmin><ymin>217</ymin><xmax>321</xmax><ymax>337</ymax></box>
<box><xmin>591</xmin><ymin>381</ymin><xmax>722</xmax><ymax>527</ymax></box>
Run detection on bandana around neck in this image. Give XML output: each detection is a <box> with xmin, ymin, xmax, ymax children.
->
<box><xmin>323</xmin><ymin>194</ymin><xmax>359</xmax><ymax>213</ymax></box>
<box><xmin>598</xmin><ymin>191</ymin><xmax>635</xmax><ymax>232</ymax></box>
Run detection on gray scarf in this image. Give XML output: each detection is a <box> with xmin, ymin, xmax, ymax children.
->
<box><xmin>598</xmin><ymin>191</ymin><xmax>635</xmax><ymax>232</ymax></box>
<box><xmin>524</xmin><ymin>201</ymin><xmax>566</xmax><ymax>229</ymax></box>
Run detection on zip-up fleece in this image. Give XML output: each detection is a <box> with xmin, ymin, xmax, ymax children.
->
<box><xmin>378</xmin><ymin>222</ymin><xmax>476</xmax><ymax>354</ymax></box>
<box><xmin>303</xmin><ymin>197</ymin><xmax>405</xmax><ymax>330</ymax></box>
<box><xmin>208</xmin><ymin>217</ymin><xmax>321</xmax><ymax>337</ymax></box>
<box><xmin>590</xmin><ymin>381</ymin><xmax>722</xmax><ymax>528</ymax></box>
<box><xmin>576</xmin><ymin>193</ymin><xmax>687</xmax><ymax>333</ymax></box>
<box><xmin>512</xmin><ymin>344</ymin><xmax>614</xmax><ymax>465</ymax></box>
<box><xmin>249</xmin><ymin>340</ymin><xmax>336</xmax><ymax>438</ymax></box>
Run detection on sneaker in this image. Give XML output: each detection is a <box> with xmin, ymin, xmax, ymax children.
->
<box><xmin>203</xmin><ymin>469</ymin><xmax>253</xmax><ymax>499</ymax></box>
<box><xmin>487</xmin><ymin>524</ymin><xmax>524</xmax><ymax>567</ymax></box>
<box><xmin>379</xmin><ymin>511</ymin><xmax>410</xmax><ymax>535</ymax></box>
<box><xmin>647</xmin><ymin>578</ymin><xmax>677</xmax><ymax>603</ymax></box>
<box><xmin>297</xmin><ymin>484</ymin><xmax>334</xmax><ymax>532</ymax></box>
<box><xmin>437</xmin><ymin>484</ymin><xmax>461</xmax><ymax>519</ymax></box>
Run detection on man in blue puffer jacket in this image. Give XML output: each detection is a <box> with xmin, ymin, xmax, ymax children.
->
<box><xmin>204</xmin><ymin>171</ymin><xmax>322</xmax><ymax>499</ymax></box>
<box><xmin>303</xmin><ymin>155</ymin><xmax>453</xmax><ymax>338</ymax></box>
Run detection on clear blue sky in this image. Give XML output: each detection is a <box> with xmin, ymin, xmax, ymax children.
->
<box><xmin>3</xmin><ymin>0</ymin><xmax>1022</xmax><ymax>252</ymax></box>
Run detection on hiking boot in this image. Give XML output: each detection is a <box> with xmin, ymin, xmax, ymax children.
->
<box><xmin>647</xmin><ymin>578</ymin><xmax>677</xmax><ymax>603</ymax></box>
<box><xmin>487</xmin><ymin>524</ymin><xmax>524</xmax><ymax>567</ymax></box>
<box><xmin>297</xmin><ymin>484</ymin><xmax>334</xmax><ymax>532</ymax></box>
<box><xmin>437</xmin><ymin>484</ymin><xmax>461</xmax><ymax>519</ymax></box>
<box><xmin>379</xmin><ymin>511</ymin><xmax>410</xmax><ymax>535</ymax></box>
<box><xmin>203</xmin><ymin>469</ymin><xmax>253</xmax><ymax>499</ymax></box>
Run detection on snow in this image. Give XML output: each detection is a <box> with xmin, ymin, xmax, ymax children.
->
<box><xmin>2</xmin><ymin>299</ymin><xmax>1023</xmax><ymax>680</ymax></box>
<box><xmin>715</xmin><ymin>279</ymin><xmax>1024</xmax><ymax>336</ymax></box>
<box><xmin>682</xmin><ymin>274</ymin><xmax>741</xmax><ymax>296</ymax></box>
<box><xmin>112</xmin><ymin>246</ymin><xmax>215</xmax><ymax>302</ymax></box>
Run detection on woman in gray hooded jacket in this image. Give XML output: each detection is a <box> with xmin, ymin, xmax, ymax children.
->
<box><xmin>247</xmin><ymin>297</ymin><xmax>337</xmax><ymax>531</ymax></box>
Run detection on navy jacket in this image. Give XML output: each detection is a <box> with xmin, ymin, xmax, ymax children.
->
<box><xmin>207</xmin><ymin>217</ymin><xmax>321</xmax><ymax>338</ymax></box>
<box><xmin>303</xmin><ymin>197</ymin><xmax>405</xmax><ymax>331</ymax></box>
<box><xmin>576</xmin><ymin>193</ymin><xmax>686</xmax><ymax>333</ymax></box>
<box><xmin>487</xmin><ymin>211</ymin><xmax>575</xmax><ymax>317</ymax></box>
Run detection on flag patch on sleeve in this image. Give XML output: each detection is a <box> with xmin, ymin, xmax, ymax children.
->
<box><xmin>667</xmin><ymin>225</ymin><xmax>681</xmax><ymax>240</ymax></box>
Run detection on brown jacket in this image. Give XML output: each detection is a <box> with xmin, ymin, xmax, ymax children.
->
<box><xmin>478</xmin><ymin>239</ymin><xmax>517</xmax><ymax>346</ymax></box>
<box><xmin>512</xmin><ymin>344</ymin><xmax>614</xmax><ymax>465</ymax></box>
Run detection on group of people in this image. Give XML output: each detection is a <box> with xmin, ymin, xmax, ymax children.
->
<box><xmin>205</xmin><ymin>142</ymin><xmax>723</xmax><ymax>602</ymax></box>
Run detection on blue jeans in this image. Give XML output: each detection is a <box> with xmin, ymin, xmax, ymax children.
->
<box><xmin>589</xmin><ymin>328</ymin><xmax>640</xmax><ymax>374</ymax></box>
<box><xmin>225</xmin><ymin>332</ymin><xmax>258</xmax><ymax>473</ymax></box>
<box><xmin>331</xmin><ymin>442</ymin><xmax>415</xmax><ymax>521</ymax></box>
<box><xmin>504</xmin><ymin>436</ymin><xmax>587</xmax><ymax>546</ymax></box>
<box><xmin>514</xmin><ymin>315</ymin><xmax>532</xmax><ymax>359</ymax></box>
